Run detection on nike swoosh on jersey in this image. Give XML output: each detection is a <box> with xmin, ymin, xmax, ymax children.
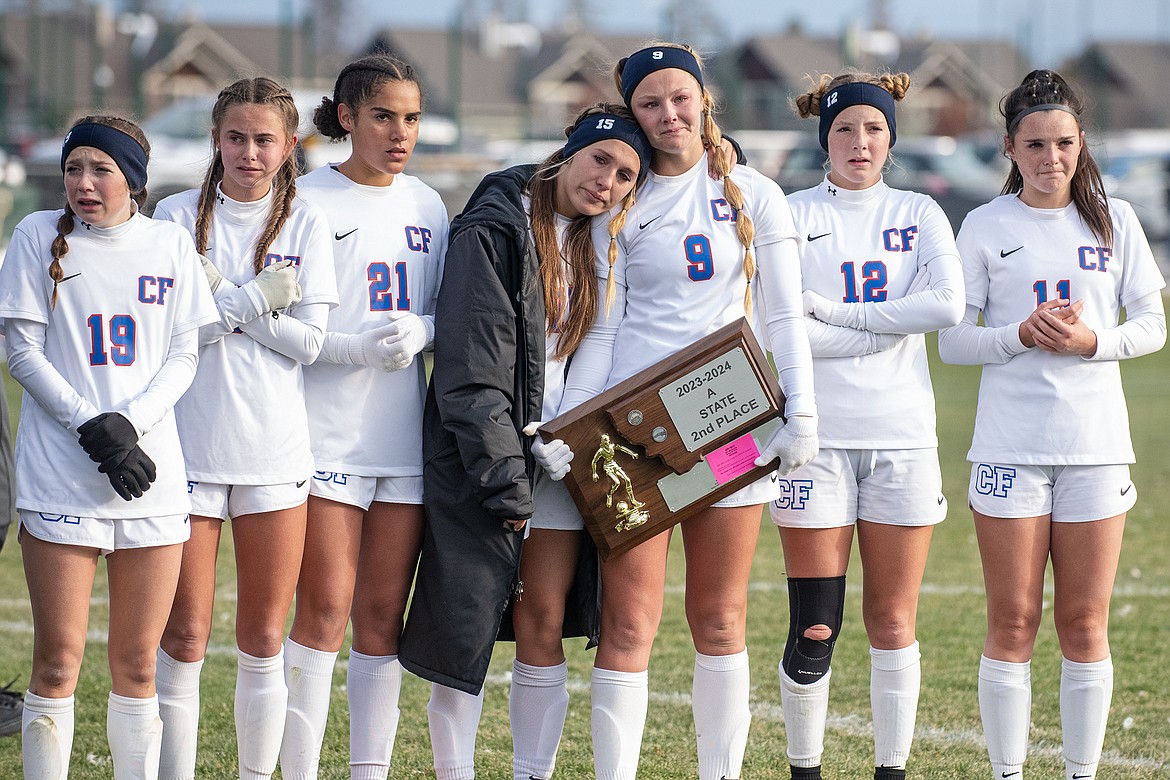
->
<box><xmin>638</xmin><ymin>216</ymin><xmax>662</xmax><ymax>230</ymax></box>
<box><xmin>807</xmin><ymin>232</ymin><xmax>831</xmax><ymax>242</ymax></box>
<box><xmin>334</xmin><ymin>228</ymin><xmax>358</xmax><ymax>240</ymax></box>
<box><xmin>1000</xmin><ymin>246</ymin><xmax>1024</xmax><ymax>257</ymax></box>
<box><xmin>296</xmin><ymin>480</ymin><xmax>307</xmax><ymax>488</ymax></box>
<box><xmin>59</xmin><ymin>272</ymin><xmax>82</xmax><ymax>282</ymax></box>
<box><xmin>1121</xmin><ymin>483</ymin><xmax>1133</xmax><ymax>496</ymax></box>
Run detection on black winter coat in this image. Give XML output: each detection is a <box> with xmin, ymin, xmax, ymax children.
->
<box><xmin>398</xmin><ymin>165</ymin><xmax>600</xmax><ymax>693</ymax></box>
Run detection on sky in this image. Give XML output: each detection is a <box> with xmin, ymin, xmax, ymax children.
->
<box><xmin>147</xmin><ymin>0</ymin><xmax>1170</xmax><ymax>68</ymax></box>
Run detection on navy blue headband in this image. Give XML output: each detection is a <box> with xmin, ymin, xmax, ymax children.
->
<box><xmin>818</xmin><ymin>82</ymin><xmax>898</xmax><ymax>152</ymax></box>
<box><xmin>619</xmin><ymin>46</ymin><xmax>704</xmax><ymax>105</ymax></box>
<box><xmin>61</xmin><ymin>123</ymin><xmax>148</xmax><ymax>193</ymax></box>
<box><xmin>562</xmin><ymin>113</ymin><xmax>651</xmax><ymax>178</ymax></box>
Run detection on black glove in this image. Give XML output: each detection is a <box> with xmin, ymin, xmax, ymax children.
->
<box><xmin>104</xmin><ymin>445</ymin><xmax>157</xmax><ymax>501</ymax></box>
<box><xmin>78</xmin><ymin>412</ymin><xmax>139</xmax><ymax>472</ymax></box>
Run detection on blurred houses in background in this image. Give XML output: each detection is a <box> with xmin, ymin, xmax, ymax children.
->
<box><xmin>0</xmin><ymin>1</ymin><xmax>1168</xmax><ymax>250</ymax></box>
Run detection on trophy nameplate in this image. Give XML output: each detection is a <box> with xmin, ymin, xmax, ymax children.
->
<box><xmin>539</xmin><ymin>319</ymin><xmax>785</xmax><ymax>560</ymax></box>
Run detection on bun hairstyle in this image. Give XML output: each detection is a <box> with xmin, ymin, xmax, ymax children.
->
<box><xmin>314</xmin><ymin>53</ymin><xmax>422</xmax><ymax>141</ymax></box>
<box><xmin>51</xmin><ymin>115</ymin><xmax>151</xmax><ymax>308</ymax></box>
<box><xmin>194</xmin><ymin>77</ymin><xmax>300</xmax><ymax>274</ymax></box>
<box><xmin>614</xmin><ymin>42</ymin><xmax>759</xmax><ymax>316</ymax></box>
<box><xmin>792</xmin><ymin>71</ymin><xmax>910</xmax><ymax>120</ymax></box>
<box><xmin>1001</xmin><ymin>68</ymin><xmax>1112</xmax><ymax>246</ymax></box>
<box><xmin>528</xmin><ymin>103</ymin><xmax>644</xmax><ymax>360</ymax></box>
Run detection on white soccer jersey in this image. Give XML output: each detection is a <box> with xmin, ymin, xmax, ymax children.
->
<box><xmin>153</xmin><ymin>185</ymin><xmax>338</xmax><ymax>483</ymax></box>
<box><xmin>603</xmin><ymin>157</ymin><xmax>811</xmax><ymax>414</ymax></box>
<box><xmin>298</xmin><ymin>165</ymin><xmax>448</xmax><ymax>476</ymax></box>
<box><xmin>789</xmin><ymin>178</ymin><xmax>961</xmax><ymax>448</ymax></box>
<box><xmin>0</xmin><ymin>210</ymin><xmax>217</xmax><ymax>517</ymax></box>
<box><xmin>957</xmin><ymin>194</ymin><xmax>1165</xmax><ymax>464</ymax></box>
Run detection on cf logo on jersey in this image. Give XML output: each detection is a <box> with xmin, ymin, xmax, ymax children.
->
<box><xmin>1078</xmin><ymin>245</ymin><xmax>1111</xmax><ymax>272</ymax></box>
<box><xmin>710</xmin><ymin>198</ymin><xmax>738</xmax><ymax>222</ymax></box>
<box><xmin>975</xmin><ymin>465</ymin><xmax>1016</xmax><ymax>498</ymax></box>
<box><xmin>882</xmin><ymin>225</ymin><xmax>919</xmax><ymax>252</ymax></box>
<box><xmin>138</xmin><ymin>276</ymin><xmax>175</xmax><ymax>305</ymax></box>
<box><xmin>405</xmin><ymin>226</ymin><xmax>433</xmax><ymax>253</ymax></box>
<box><xmin>774</xmin><ymin>480</ymin><xmax>813</xmax><ymax>510</ymax></box>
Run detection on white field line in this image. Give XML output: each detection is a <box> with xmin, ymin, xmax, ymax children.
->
<box><xmin>0</xmin><ymin>618</ymin><xmax>1162</xmax><ymax>771</ymax></box>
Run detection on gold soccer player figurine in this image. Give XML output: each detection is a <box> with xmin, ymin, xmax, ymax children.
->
<box><xmin>591</xmin><ymin>434</ymin><xmax>648</xmax><ymax>531</ymax></box>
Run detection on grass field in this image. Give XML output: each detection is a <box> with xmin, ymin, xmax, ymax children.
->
<box><xmin>1</xmin><ymin>338</ymin><xmax>1168</xmax><ymax>778</ymax></box>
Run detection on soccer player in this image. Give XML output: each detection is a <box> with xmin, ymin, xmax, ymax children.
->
<box><xmin>544</xmin><ymin>43</ymin><xmax>818</xmax><ymax>780</ymax></box>
<box><xmin>938</xmin><ymin>69</ymin><xmax>1166</xmax><ymax>780</ymax></box>
<box><xmin>152</xmin><ymin>78</ymin><xmax>338</xmax><ymax>780</ymax></box>
<box><xmin>769</xmin><ymin>71</ymin><xmax>964</xmax><ymax>780</ymax></box>
<box><xmin>396</xmin><ymin>103</ymin><xmax>650</xmax><ymax>780</ymax></box>
<box><xmin>277</xmin><ymin>54</ymin><xmax>449</xmax><ymax>780</ymax></box>
<box><xmin>0</xmin><ymin>115</ymin><xmax>216</xmax><ymax>777</ymax></box>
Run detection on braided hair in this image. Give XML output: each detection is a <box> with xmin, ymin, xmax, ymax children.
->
<box><xmin>614</xmin><ymin>43</ymin><xmax>758</xmax><ymax>316</ymax></box>
<box><xmin>195</xmin><ymin>77</ymin><xmax>300</xmax><ymax>274</ymax></box>
<box><xmin>51</xmin><ymin>115</ymin><xmax>150</xmax><ymax>308</ymax></box>
<box><xmin>314</xmin><ymin>53</ymin><xmax>422</xmax><ymax>140</ymax></box>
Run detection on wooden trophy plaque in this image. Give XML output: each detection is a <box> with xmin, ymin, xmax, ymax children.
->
<box><xmin>539</xmin><ymin>318</ymin><xmax>785</xmax><ymax>559</ymax></box>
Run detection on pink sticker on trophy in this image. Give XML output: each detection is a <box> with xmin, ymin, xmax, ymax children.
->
<box><xmin>704</xmin><ymin>433</ymin><xmax>762</xmax><ymax>485</ymax></box>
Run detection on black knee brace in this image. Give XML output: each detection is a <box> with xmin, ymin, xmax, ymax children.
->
<box><xmin>781</xmin><ymin>575</ymin><xmax>847</xmax><ymax>686</ymax></box>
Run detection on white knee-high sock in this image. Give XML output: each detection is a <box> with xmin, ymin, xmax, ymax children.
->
<box><xmin>279</xmin><ymin>638</ymin><xmax>338</xmax><ymax>780</ymax></box>
<box><xmin>510</xmin><ymin>659</ymin><xmax>569</xmax><ymax>780</ymax></box>
<box><xmin>107</xmin><ymin>692</ymin><xmax>163</xmax><ymax>780</ymax></box>
<box><xmin>427</xmin><ymin>683</ymin><xmax>484</xmax><ymax>780</ymax></box>
<box><xmin>348</xmin><ymin>651</ymin><xmax>403</xmax><ymax>780</ymax></box>
<box><xmin>779</xmin><ymin>665</ymin><xmax>831</xmax><ymax>769</ymax></box>
<box><xmin>22</xmin><ymin>692</ymin><xmax>75</xmax><ymax>780</ymax></box>
<box><xmin>979</xmin><ymin>655</ymin><xmax>1031</xmax><ymax>779</ymax></box>
<box><xmin>591</xmin><ymin>666</ymin><xmax>648</xmax><ymax>780</ymax></box>
<box><xmin>870</xmin><ymin>642</ymin><xmax>921</xmax><ymax>770</ymax></box>
<box><xmin>156</xmin><ymin>648</ymin><xmax>203</xmax><ymax>780</ymax></box>
<box><xmin>1060</xmin><ymin>656</ymin><xmax>1113</xmax><ymax>780</ymax></box>
<box><xmin>236</xmin><ymin>648</ymin><xmax>288</xmax><ymax>780</ymax></box>
<box><xmin>693</xmin><ymin>650</ymin><xmax>751</xmax><ymax>780</ymax></box>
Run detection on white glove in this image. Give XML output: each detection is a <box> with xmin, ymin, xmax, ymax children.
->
<box><xmin>804</xmin><ymin>289</ymin><xmax>869</xmax><ymax>330</ymax></box>
<box><xmin>253</xmin><ymin>259</ymin><xmax>302</xmax><ymax>311</ymax></box>
<box><xmin>755</xmin><ymin>415</ymin><xmax>819</xmax><ymax>476</ymax></box>
<box><xmin>522</xmin><ymin>422</ymin><xmax>574</xmax><ymax>481</ymax></box>
<box><xmin>803</xmin><ymin>289</ymin><xmax>839</xmax><ymax>323</ymax></box>
<box><xmin>346</xmin><ymin>323</ymin><xmax>406</xmax><ymax>371</ymax></box>
<box><xmin>199</xmin><ymin>254</ymin><xmax>226</xmax><ymax>294</ymax></box>
<box><xmin>381</xmin><ymin>313</ymin><xmax>433</xmax><ymax>371</ymax></box>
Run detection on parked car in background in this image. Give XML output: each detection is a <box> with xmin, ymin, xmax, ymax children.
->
<box><xmin>1096</xmin><ymin>131</ymin><xmax>1170</xmax><ymax>246</ymax></box>
<box><xmin>776</xmin><ymin>134</ymin><xmax>1004</xmax><ymax>232</ymax></box>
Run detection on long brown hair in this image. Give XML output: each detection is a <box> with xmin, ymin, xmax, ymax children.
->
<box><xmin>614</xmin><ymin>42</ymin><xmax>757</xmax><ymax>315</ymax></box>
<box><xmin>51</xmin><ymin>115</ymin><xmax>151</xmax><ymax>308</ymax></box>
<box><xmin>1001</xmin><ymin>69</ymin><xmax>1112</xmax><ymax>247</ymax></box>
<box><xmin>529</xmin><ymin>103</ymin><xmax>642</xmax><ymax>360</ymax></box>
<box><xmin>195</xmin><ymin>77</ymin><xmax>300</xmax><ymax>273</ymax></box>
